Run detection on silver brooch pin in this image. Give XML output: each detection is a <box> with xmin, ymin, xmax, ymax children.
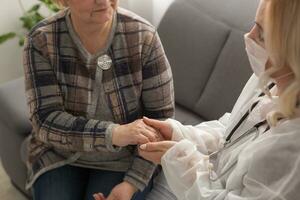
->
<box><xmin>97</xmin><ymin>54</ymin><xmax>112</xmax><ymax>70</ymax></box>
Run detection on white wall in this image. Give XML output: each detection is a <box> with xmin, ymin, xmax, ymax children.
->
<box><xmin>0</xmin><ymin>0</ymin><xmax>32</xmax><ymax>84</ymax></box>
<box><xmin>125</xmin><ymin>0</ymin><xmax>174</xmax><ymax>26</ymax></box>
<box><xmin>152</xmin><ymin>0</ymin><xmax>174</xmax><ymax>26</ymax></box>
<box><xmin>0</xmin><ymin>0</ymin><xmax>55</xmax><ymax>84</ymax></box>
<box><xmin>0</xmin><ymin>0</ymin><xmax>173</xmax><ymax>84</ymax></box>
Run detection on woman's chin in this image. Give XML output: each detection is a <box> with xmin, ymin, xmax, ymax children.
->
<box><xmin>91</xmin><ymin>11</ymin><xmax>113</xmax><ymax>24</ymax></box>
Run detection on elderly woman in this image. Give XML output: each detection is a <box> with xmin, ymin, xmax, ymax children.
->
<box><xmin>23</xmin><ymin>0</ymin><xmax>174</xmax><ymax>200</ymax></box>
<box><xmin>138</xmin><ymin>0</ymin><xmax>300</xmax><ymax>199</ymax></box>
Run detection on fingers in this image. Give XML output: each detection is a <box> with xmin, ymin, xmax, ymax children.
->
<box><xmin>136</xmin><ymin>134</ymin><xmax>150</xmax><ymax>145</ymax></box>
<box><xmin>136</xmin><ymin>119</ymin><xmax>160</xmax><ymax>142</ymax></box>
<box><xmin>143</xmin><ymin>117</ymin><xmax>172</xmax><ymax>140</ymax></box>
<box><xmin>93</xmin><ymin>193</ymin><xmax>105</xmax><ymax>200</ymax></box>
<box><xmin>140</xmin><ymin>128</ymin><xmax>159</xmax><ymax>142</ymax></box>
<box><xmin>144</xmin><ymin>122</ymin><xmax>158</xmax><ymax>133</ymax></box>
<box><xmin>139</xmin><ymin>150</ymin><xmax>153</xmax><ymax>160</ymax></box>
<box><xmin>122</xmin><ymin>118</ymin><xmax>167</xmax><ymax>146</ymax></box>
<box><xmin>144</xmin><ymin>125</ymin><xmax>161</xmax><ymax>139</ymax></box>
<box><xmin>143</xmin><ymin>117</ymin><xmax>162</xmax><ymax>129</ymax></box>
<box><xmin>144</xmin><ymin>125</ymin><xmax>165</xmax><ymax>141</ymax></box>
<box><xmin>139</xmin><ymin>150</ymin><xmax>162</xmax><ymax>164</ymax></box>
<box><xmin>93</xmin><ymin>194</ymin><xmax>100</xmax><ymax>200</ymax></box>
<box><xmin>139</xmin><ymin>141</ymin><xmax>164</xmax><ymax>151</ymax></box>
<box><xmin>140</xmin><ymin>141</ymin><xmax>177</xmax><ymax>152</ymax></box>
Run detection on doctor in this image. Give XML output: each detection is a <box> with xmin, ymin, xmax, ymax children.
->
<box><xmin>138</xmin><ymin>0</ymin><xmax>300</xmax><ymax>199</ymax></box>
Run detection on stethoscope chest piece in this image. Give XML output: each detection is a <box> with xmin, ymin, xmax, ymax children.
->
<box><xmin>97</xmin><ymin>54</ymin><xmax>112</xmax><ymax>70</ymax></box>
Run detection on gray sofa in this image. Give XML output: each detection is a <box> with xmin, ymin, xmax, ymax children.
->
<box><xmin>0</xmin><ymin>0</ymin><xmax>259</xmax><ymax>198</ymax></box>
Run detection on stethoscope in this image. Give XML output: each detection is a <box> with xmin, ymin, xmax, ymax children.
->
<box><xmin>208</xmin><ymin>83</ymin><xmax>275</xmax><ymax>181</ymax></box>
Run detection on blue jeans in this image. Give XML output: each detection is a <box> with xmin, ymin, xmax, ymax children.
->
<box><xmin>32</xmin><ymin>165</ymin><xmax>152</xmax><ymax>200</ymax></box>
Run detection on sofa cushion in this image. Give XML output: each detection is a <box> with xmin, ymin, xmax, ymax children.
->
<box><xmin>158</xmin><ymin>0</ymin><xmax>230</xmax><ymax>110</ymax></box>
<box><xmin>195</xmin><ymin>30</ymin><xmax>253</xmax><ymax>120</ymax></box>
<box><xmin>0</xmin><ymin>120</ymin><xmax>30</xmax><ymax>197</ymax></box>
<box><xmin>175</xmin><ymin>104</ymin><xmax>204</xmax><ymax>125</ymax></box>
<box><xmin>158</xmin><ymin>0</ymin><xmax>259</xmax><ymax>122</ymax></box>
<box><xmin>186</xmin><ymin>0</ymin><xmax>259</xmax><ymax>32</ymax></box>
<box><xmin>0</xmin><ymin>77</ymin><xmax>31</xmax><ymax>136</ymax></box>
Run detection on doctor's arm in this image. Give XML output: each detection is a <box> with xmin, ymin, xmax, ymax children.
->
<box><xmin>143</xmin><ymin>112</ymin><xmax>230</xmax><ymax>155</ymax></box>
<box><xmin>161</xmin><ymin>136</ymin><xmax>300</xmax><ymax>200</ymax></box>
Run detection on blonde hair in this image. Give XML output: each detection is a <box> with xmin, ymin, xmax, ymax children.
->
<box><xmin>259</xmin><ymin>0</ymin><xmax>300</xmax><ymax>126</ymax></box>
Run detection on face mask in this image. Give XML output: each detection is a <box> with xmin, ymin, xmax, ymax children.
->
<box><xmin>244</xmin><ymin>33</ymin><xmax>268</xmax><ymax>77</ymax></box>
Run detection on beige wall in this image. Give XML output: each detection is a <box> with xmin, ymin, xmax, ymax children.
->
<box><xmin>153</xmin><ymin>0</ymin><xmax>174</xmax><ymax>26</ymax></box>
<box><xmin>0</xmin><ymin>0</ymin><xmax>60</xmax><ymax>84</ymax></box>
<box><xmin>0</xmin><ymin>0</ymin><xmax>172</xmax><ymax>84</ymax></box>
<box><xmin>0</xmin><ymin>0</ymin><xmax>29</xmax><ymax>84</ymax></box>
<box><xmin>126</xmin><ymin>0</ymin><xmax>174</xmax><ymax>26</ymax></box>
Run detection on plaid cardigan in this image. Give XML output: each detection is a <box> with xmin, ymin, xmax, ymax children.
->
<box><xmin>23</xmin><ymin>8</ymin><xmax>174</xmax><ymax>191</ymax></box>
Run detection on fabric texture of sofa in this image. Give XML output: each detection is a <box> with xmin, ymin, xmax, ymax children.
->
<box><xmin>0</xmin><ymin>0</ymin><xmax>259</xmax><ymax>198</ymax></box>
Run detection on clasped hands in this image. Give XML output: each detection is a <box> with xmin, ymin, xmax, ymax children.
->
<box><xmin>111</xmin><ymin>117</ymin><xmax>176</xmax><ymax>165</ymax></box>
<box><xmin>93</xmin><ymin>117</ymin><xmax>176</xmax><ymax>200</ymax></box>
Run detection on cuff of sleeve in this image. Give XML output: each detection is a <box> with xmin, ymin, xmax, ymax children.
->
<box><xmin>123</xmin><ymin>156</ymin><xmax>157</xmax><ymax>191</ymax></box>
<box><xmin>124</xmin><ymin>174</ymin><xmax>147</xmax><ymax>192</ymax></box>
<box><xmin>162</xmin><ymin>139</ymin><xmax>211</xmax><ymax>183</ymax></box>
<box><xmin>105</xmin><ymin>124</ymin><xmax>122</xmax><ymax>152</ymax></box>
<box><xmin>166</xmin><ymin>118</ymin><xmax>184</xmax><ymax>141</ymax></box>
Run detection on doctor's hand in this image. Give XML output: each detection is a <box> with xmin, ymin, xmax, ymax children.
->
<box><xmin>142</xmin><ymin>117</ymin><xmax>173</xmax><ymax>140</ymax></box>
<box><xmin>112</xmin><ymin>119</ymin><xmax>161</xmax><ymax>147</ymax></box>
<box><xmin>93</xmin><ymin>181</ymin><xmax>137</xmax><ymax>200</ymax></box>
<box><xmin>138</xmin><ymin>141</ymin><xmax>177</xmax><ymax>164</ymax></box>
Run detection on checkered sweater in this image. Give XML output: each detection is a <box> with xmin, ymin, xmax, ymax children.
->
<box><xmin>23</xmin><ymin>8</ymin><xmax>174</xmax><ymax>191</ymax></box>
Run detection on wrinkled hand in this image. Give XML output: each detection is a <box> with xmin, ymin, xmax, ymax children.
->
<box><xmin>143</xmin><ymin>117</ymin><xmax>173</xmax><ymax>140</ymax></box>
<box><xmin>139</xmin><ymin>141</ymin><xmax>177</xmax><ymax>164</ymax></box>
<box><xmin>93</xmin><ymin>181</ymin><xmax>137</xmax><ymax>200</ymax></box>
<box><xmin>93</xmin><ymin>193</ymin><xmax>105</xmax><ymax>200</ymax></box>
<box><xmin>112</xmin><ymin>119</ymin><xmax>162</xmax><ymax>147</ymax></box>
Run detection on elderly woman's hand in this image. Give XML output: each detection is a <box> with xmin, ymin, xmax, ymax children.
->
<box><xmin>138</xmin><ymin>141</ymin><xmax>177</xmax><ymax>164</ymax></box>
<box><xmin>93</xmin><ymin>193</ymin><xmax>105</xmax><ymax>200</ymax></box>
<box><xmin>93</xmin><ymin>181</ymin><xmax>137</xmax><ymax>200</ymax></box>
<box><xmin>112</xmin><ymin>119</ymin><xmax>162</xmax><ymax>147</ymax></box>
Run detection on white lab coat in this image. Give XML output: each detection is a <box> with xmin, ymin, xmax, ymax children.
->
<box><xmin>155</xmin><ymin>75</ymin><xmax>300</xmax><ymax>200</ymax></box>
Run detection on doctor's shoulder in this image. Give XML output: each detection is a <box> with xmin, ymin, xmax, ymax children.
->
<box><xmin>235</xmin><ymin>121</ymin><xmax>300</xmax><ymax>187</ymax></box>
<box><xmin>238</xmin><ymin>118</ymin><xmax>300</xmax><ymax>170</ymax></box>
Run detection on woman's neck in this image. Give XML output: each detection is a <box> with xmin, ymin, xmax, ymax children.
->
<box><xmin>274</xmin><ymin>73</ymin><xmax>294</xmax><ymax>96</ymax></box>
<box><xmin>70</xmin><ymin>14</ymin><xmax>113</xmax><ymax>54</ymax></box>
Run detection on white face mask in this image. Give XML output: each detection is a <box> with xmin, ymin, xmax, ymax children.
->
<box><xmin>244</xmin><ymin>33</ymin><xmax>269</xmax><ymax>77</ymax></box>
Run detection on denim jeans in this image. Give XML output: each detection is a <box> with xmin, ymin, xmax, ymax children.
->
<box><xmin>32</xmin><ymin>165</ymin><xmax>152</xmax><ymax>200</ymax></box>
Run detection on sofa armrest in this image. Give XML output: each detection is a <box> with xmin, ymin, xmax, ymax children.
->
<box><xmin>0</xmin><ymin>77</ymin><xmax>31</xmax><ymax>136</ymax></box>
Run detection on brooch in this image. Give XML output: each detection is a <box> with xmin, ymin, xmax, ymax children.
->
<box><xmin>97</xmin><ymin>54</ymin><xmax>112</xmax><ymax>70</ymax></box>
